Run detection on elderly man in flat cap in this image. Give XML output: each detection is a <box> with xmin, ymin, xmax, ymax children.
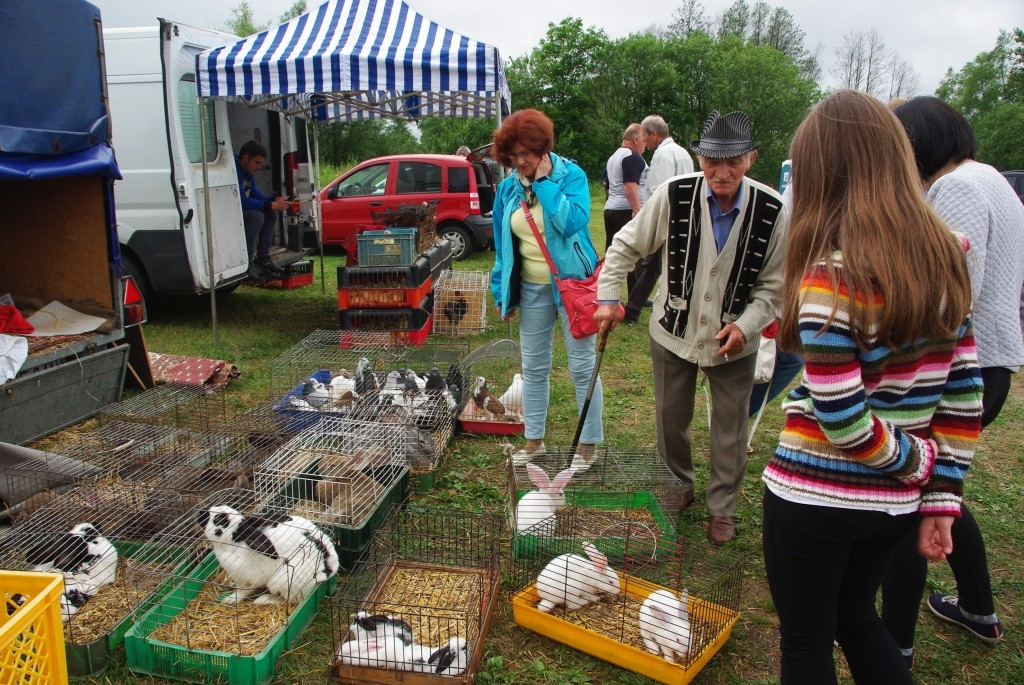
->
<box><xmin>595</xmin><ymin>111</ymin><xmax>788</xmax><ymax>545</ymax></box>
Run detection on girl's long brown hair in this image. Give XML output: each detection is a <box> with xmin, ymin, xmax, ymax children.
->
<box><xmin>779</xmin><ymin>89</ymin><xmax>972</xmax><ymax>352</ymax></box>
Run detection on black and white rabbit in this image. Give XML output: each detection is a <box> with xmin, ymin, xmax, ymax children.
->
<box><xmin>197</xmin><ymin>505</ymin><xmax>339</xmax><ymax>605</ymax></box>
<box><xmin>337</xmin><ymin>611</ymin><xmax>415</xmax><ymax>669</ymax></box>
<box><xmin>408</xmin><ymin>636</ymin><xmax>469</xmax><ymax>675</ymax></box>
<box><xmin>25</xmin><ymin>522</ymin><xmax>118</xmax><ymax>621</ymax></box>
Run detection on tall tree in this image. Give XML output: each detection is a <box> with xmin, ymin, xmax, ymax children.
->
<box><xmin>831</xmin><ymin>29</ymin><xmax>912</xmax><ymax>99</ymax></box>
<box><xmin>717</xmin><ymin>0</ymin><xmax>750</xmax><ymax>40</ymax></box>
<box><xmin>667</xmin><ymin>0</ymin><xmax>711</xmax><ymax>39</ymax></box>
<box><xmin>279</xmin><ymin>1</ymin><xmax>307</xmax><ymax>23</ymax></box>
<box><xmin>223</xmin><ymin>1</ymin><xmax>268</xmax><ymax>36</ymax></box>
<box><xmin>886</xmin><ymin>53</ymin><xmax>920</xmax><ymax>100</ymax></box>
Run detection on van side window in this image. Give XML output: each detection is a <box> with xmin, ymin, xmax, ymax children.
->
<box><xmin>448</xmin><ymin>166</ymin><xmax>470</xmax><ymax>193</ymax></box>
<box><xmin>177</xmin><ymin>78</ymin><xmax>217</xmax><ymax>164</ymax></box>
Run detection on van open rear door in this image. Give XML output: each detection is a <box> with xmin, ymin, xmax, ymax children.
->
<box><xmin>160</xmin><ymin>20</ymin><xmax>248</xmax><ymax>291</ymax></box>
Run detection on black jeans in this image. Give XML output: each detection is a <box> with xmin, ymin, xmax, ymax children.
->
<box><xmin>603</xmin><ymin>208</ymin><xmax>638</xmax><ymax>293</ymax></box>
<box><xmin>763</xmin><ymin>488</ymin><xmax>915</xmax><ymax>685</ymax></box>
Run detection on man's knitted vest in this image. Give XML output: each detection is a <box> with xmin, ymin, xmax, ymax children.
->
<box><xmin>659</xmin><ymin>176</ymin><xmax>783</xmax><ymax>338</ymax></box>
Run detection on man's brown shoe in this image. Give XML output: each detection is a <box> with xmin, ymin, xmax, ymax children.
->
<box><xmin>708</xmin><ymin>516</ymin><xmax>736</xmax><ymax>545</ymax></box>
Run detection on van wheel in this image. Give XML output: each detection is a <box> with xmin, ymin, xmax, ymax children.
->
<box><xmin>121</xmin><ymin>253</ymin><xmax>154</xmax><ymax>304</ymax></box>
<box><xmin>439</xmin><ymin>224</ymin><xmax>473</xmax><ymax>261</ymax></box>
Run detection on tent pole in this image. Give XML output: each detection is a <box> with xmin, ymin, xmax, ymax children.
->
<box><xmin>198</xmin><ymin>94</ymin><xmax>219</xmax><ymax>348</ymax></box>
<box><xmin>312</xmin><ymin>119</ymin><xmax>325</xmax><ymax>296</ymax></box>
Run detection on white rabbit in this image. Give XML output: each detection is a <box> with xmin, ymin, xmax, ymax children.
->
<box><xmin>198</xmin><ymin>505</ymin><xmax>339</xmax><ymax>605</ymax></box>
<box><xmin>25</xmin><ymin>522</ymin><xmax>118</xmax><ymax>621</ymax></box>
<box><xmin>639</xmin><ymin>589</ymin><xmax>692</xmax><ymax>663</ymax></box>
<box><xmin>536</xmin><ymin>541</ymin><xmax>620</xmax><ymax>612</ymax></box>
<box><xmin>515</xmin><ymin>464</ymin><xmax>574</xmax><ymax>533</ymax></box>
<box><xmin>349</xmin><ymin>610</ymin><xmax>414</xmax><ymax>646</ymax></box>
<box><xmin>336</xmin><ymin>634</ymin><xmax>411</xmax><ymax>669</ymax></box>
<box><xmin>408</xmin><ymin>636</ymin><xmax>469</xmax><ymax>675</ymax></box>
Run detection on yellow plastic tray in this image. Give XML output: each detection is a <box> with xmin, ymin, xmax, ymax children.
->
<box><xmin>511</xmin><ymin>572</ymin><xmax>738</xmax><ymax>685</ymax></box>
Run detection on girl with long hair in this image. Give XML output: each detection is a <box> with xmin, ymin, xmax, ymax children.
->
<box><xmin>762</xmin><ymin>89</ymin><xmax>983</xmax><ymax>684</ymax></box>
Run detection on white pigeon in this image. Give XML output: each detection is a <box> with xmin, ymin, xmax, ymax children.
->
<box><xmin>498</xmin><ymin>373</ymin><xmax>524</xmax><ymax>412</ymax></box>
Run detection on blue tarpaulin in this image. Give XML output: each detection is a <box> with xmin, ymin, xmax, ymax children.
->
<box><xmin>0</xmin><ymin>0</ymin><xmax>120</xmax><ymax>179</ymax></box>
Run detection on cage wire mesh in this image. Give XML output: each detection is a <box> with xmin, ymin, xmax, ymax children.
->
<box><xmin>372</xmin><ymin>200</ymin><xmax>439</xmax><ymax>255</ymax></box>
<box><xmin>432</xmin><ymin>270</ymin><xmax>489</xmax><ymax>336</ymax></box>
<box><xmin>99</xmin><ymin>382</ymin><xmax>231</xmax><ymax>431</ymax></box>
<box><xmin>269</xmin><ymin>329</ymin><xmax>397</xmax><ymax>432</ymax></box>
<box><xmin>253</xmin><ymin>417</ymin><xmax>409</xmax><ymax>530</ymax></box>
<box><xmin>508</xmin><ymin>506</ymin><xmax>744</xmax><ymax>673</ymax></box>
<box><xmin>328</xmin><ymin>505</ymin><xmax>502</xmax><ymax>682</ymax></box>
<box><xmin>5</xmin><ymin>422</ymin><xmax>199</xmax><ymax>522</ymax></box>
<box><xmin>125</xmin><ymin>487</ymin><xmax>338</xmax><ymax>659</ymax></box>
<box><xmin>508</xmin><ymin>447</ymin><xmax>690</xmax><ymax>542</ymax></box>
<box><xmin>0</xmin><ymin>484</ymin><xmax>186</xmax><ymax>646</ymax></box>
<box><xmin>456</xmin><ymin>339</ymin><xmax>524</xmax><ymax>434</ymax></box>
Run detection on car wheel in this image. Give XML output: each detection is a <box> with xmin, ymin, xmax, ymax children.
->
<box><xmin>439</xmin><ymin>224</ymin><xmax>473</xmax><ymax>261</ymax></box>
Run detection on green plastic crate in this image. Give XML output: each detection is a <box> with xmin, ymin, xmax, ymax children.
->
<box><xmin>512</xmin><ymin>490</ymin><xmax>676</xmax><ymax>559</ymax></box>
<box><xmin>124</xmin><ymin>552</ymin><xmax>333</xmax><ymax>685</ymax></box>
<box><xmin>65</xmin><ymin>539</ymin><xmax>193</xmax><ymax>677</ymax></box>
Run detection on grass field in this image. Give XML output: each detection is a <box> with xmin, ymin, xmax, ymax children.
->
<box><xmin>55</xmin><ymin>184</ymin><xmax>1024</xmax><ymax>684</ymax></box>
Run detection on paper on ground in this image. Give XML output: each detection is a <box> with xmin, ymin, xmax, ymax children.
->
<box><xmin>25</xmin><ymin>301</ymin><xmax>105</xmax><ymax>337</ymax></box>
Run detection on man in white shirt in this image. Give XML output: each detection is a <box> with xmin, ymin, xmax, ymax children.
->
<box><xmin>624</xmin><ymin>115</ymin><xmax>694</xmax><ymax>323</ymax></box>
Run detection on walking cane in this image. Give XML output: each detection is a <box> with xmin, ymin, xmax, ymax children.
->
<box><xmin>569</xmin><ymin>328</ymin><xmax>611</xmax><ymax>459</ymax></box>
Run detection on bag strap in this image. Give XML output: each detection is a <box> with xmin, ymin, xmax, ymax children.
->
<box><xmin>521</xmin><ymin>200</ymin><xmax>560</xmax><ymax>279</ymax></box>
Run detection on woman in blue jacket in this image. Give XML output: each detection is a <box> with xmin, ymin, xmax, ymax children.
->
<box><xmin>490</xmin><ymin>109</ymin><xmax>603</xmax><ymax>470</ymax></box>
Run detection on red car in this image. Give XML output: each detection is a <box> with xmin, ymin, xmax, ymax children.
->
<box><xmin>320</xmin><ymin>153</ymin><xmax>496</xmax><ymax>260</ymax></box>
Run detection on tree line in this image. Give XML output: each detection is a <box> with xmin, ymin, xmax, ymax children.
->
<box><xmin>223</xmin><ymin>1</ymin><xmax>1024</xmax><ymax>184</ymax></box>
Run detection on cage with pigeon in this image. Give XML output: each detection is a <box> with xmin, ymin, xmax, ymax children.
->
<box><xmin>432</xmin><ymin>269</ymin><xmax>488</xmax><ymax>337</ymax></box>
<box><xmin>455</xmin><ymin>339</ymin><xmax>525</xmax><ymax>435</ymax></box>
<box><xmin>328</xmin><ymin>505</ymin><xmax>502</xmax><ymax>684</ymax></box>
<box><xmin>122</xmin><ymin>487</ymin><xmax>339</xmax><ymax>685</ymax></box>
<box><xmin>507</xmin><ymin>508</ymin><xmax>744</xmax><ymax>684</ymax></box>
<box><xmin>252</xmin><ymin>417</ymin><xmax>410</xmax><ymax>569</ymax></box>
<box><xmin>507</xmin><ymin>448</ymin><xmax>692</xmax><ymax>560</ymax></box>
<box><xmin>346</xmin><ymin>340</ymin><xmax>469</xmax><ymax>493</ymax></box>
<box><xmin>0</xmin><ymin>484</ymin><xmax>187</xmax><ymax>676</ymax></box>
<box><xmin>268</xmin><ymin>329</ymin><xmax>395</xmax><ymax>433</ymax></box>
<box><xmin>4</xmin><ymin>421</ymin><xmax>211</xmax><ymax>522</ymax></box>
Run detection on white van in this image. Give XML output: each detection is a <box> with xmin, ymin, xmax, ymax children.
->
<box><xmin>103</xmin><ymin>20</ymin><xmax>310</xmax><ymax>299</ymax></box>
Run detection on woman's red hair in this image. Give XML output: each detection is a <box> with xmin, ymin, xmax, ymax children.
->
<box><xmin>492</xmin><ymin>109</ymin><xmax>555</xmax><ymax>168</ymax></box>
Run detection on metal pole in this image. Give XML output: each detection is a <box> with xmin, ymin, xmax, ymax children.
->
<box><xmin>312</xmin><ymin>118</ymin><xmax>325</xmax><ymax>295</ymax></box>
<box><xmin>570</xmin><ymin>329</ymin><xmax>609</xmax><ymax>454</ymax></box>
<box><xmin>198</xmin><ymin>95</ymin><xmax>218</xmax><ymax>348</ymax></box>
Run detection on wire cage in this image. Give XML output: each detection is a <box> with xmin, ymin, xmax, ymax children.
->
<box><xmin>269</xmin><ymin>329</ymin><xmax>397</xmax><ymax>433</ymax></box>
<box><xmin>455</xmin><ymin>339</ymin><xmax>524</xmax><ymax>435</ymax></box>
<box><xmin>507</xmin><ymin>509</ymin><xmax>744</xmax><ymax>684</ymax></box>
<box><xmin>252</xmin><ymin>417</ymin><xmax>410</xmax><ymax>568</ymax></box>
<box><xmin>98</xmin><ymin>383</ymin><xmax>231</xmax><ymax>432</ymax></box>
<box><xmin>372</xmin><ymin>200</ymin><xmax>440</xmax><ymax>255</ymax></box>
<box><xmin>0</xmin><ymin>484</ymin><xmax>187</xmax><ymax>675</ymax></box>
<box><xmin>4</xmin><ymin>422</ymin><xmax>198</xmax><ymax>522</ymax></box>
<box><xmin>122</xmin><ymin>488</ymin><xmax>338</xmax><ymax>685</ymax></box>
<box><xmin>328</xmin><ymin>505</ymin><xmax>503</xmax><ymax>684</ymax></box>
<box><xmin>507</xmin><ymin>448</ymin><xmax>691</xmax><ymax>559</ymax></box>
<box><xmin>432</xmin><ymin>270</ymin><xmax>489</xmax><ymax>336</ymax></box>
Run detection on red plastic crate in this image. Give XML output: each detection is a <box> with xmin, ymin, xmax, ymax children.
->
<box><xmin>255</xmin><ymin>260</ymin><xmax>314</xmax><ymax>289</ymax></box>
<box><xmin>338</xmin><ymin>275</ymin><xmax>431</xmax><ymax>309</ymax></box>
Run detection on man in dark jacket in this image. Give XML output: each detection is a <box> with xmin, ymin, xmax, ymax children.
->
<box><xmin>236</xmin><ymin>140</ymin><xmax>290</xmax><ymax>280</ymax></box>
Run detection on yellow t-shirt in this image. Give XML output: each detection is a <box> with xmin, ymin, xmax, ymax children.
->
<box><xmin>510</xmin><ymin>203</ymin><xmax>552</xmax><ymax>285</ymax></box>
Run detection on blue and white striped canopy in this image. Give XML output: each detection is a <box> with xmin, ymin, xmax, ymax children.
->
<box><xmin>196</xmin><ymin>0</ymin><xmax>510</xmax><ymax>121</ymax></box>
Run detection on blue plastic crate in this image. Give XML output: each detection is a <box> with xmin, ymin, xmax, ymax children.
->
<box><xmin>357</xmin><ymin>227</ymin><xmax>417</xmax><ymax>266</ymax></box>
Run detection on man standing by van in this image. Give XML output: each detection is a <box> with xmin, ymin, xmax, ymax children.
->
<box><xmin>236</xmin><ymin>141</ymin><xmax>290</xmax><ymax>281</ymax></box>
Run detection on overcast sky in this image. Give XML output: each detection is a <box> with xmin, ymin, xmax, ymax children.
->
<box><xmin>93</xmin><ymin>0</ymin><xmax>1022</xmax><ymax>96</ymax></box>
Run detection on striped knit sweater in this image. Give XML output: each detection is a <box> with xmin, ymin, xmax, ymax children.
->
<box><xmin>763</xmin><ymin>254</ymin><xmax>983</xmax><ymax>517</ymax></box>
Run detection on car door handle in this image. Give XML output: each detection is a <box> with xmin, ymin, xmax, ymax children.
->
<box><xmin>370</xmin><ymin>201</ymin><xmax>383</xmax><ymax>206</ymax></box>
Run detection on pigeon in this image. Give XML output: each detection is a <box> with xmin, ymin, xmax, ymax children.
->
<box><xmin>445</xmin><ymin>363</ymin><xmax>464</xmax><ymax>406</ymax></box>
<box><xmin>301</xmin><ymin>378</ymin><xmax>330</xmax><ymax>409</ymax></box>
<box><xmin>498</xmin><ymin>373</ymin><xmax>524</xmax><ymax>410</ymax></box>
<box><xmin>472</xmin><ymin>376</ymin><xmax>505</xmax><ymax>415</ymax></box>
<box><xmin>424</xmin><ymin>367</ymin><xmax>447</xmax><ymax>392</ymax></box>
<box><xmin>443</xmin><ymin>295</ymin><xmax>469</xmax><ymax>324</ymax></box>
<box><xmin>354</xmin><ymin>357</ymin><xmax>378</xmax><ymax>396</ymax></box>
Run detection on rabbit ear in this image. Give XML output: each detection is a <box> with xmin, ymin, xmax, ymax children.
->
<box><xmin>582</xmin><ymin>542</ymin><xmax>607</xmax><ymax>573</ymax></box>
<box><xmin>526</xmin><ymin>463</ymin><xmax>551</xmax><ymax>489</ymax></box>
<box><xmin>547</xmin><ymin>468</ymin><xmax>575</xmax><ymax>492</ymax></box>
